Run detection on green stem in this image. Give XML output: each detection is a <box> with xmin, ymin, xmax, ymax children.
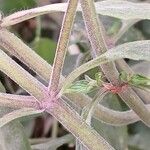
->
<box><xmin>0</xmin><ymin>49</ymin><xmax>48</xmax><ymax>101</ymax></box>
<box><xmin>31</xmin><ymin>134</ymin><xmax>74</xmax><ymax>149</ymax></box>
<box><xmin>47</xmin><ymin>99</ymin><xmax>115</xmax><ymax>150</ymax></box>
<box><xmin>76</xmin><ymin>89</ymin><xmax>107</xmax><ymax>150</ymax></box>
<box><xmin>48</xmin><ymin>0</ymin><xmax>79</xmax><ymax>93</ymax></box>
<box><xmin>35</xmin><ymin>16</ymin><xmax>41</xmax><ymax>42</ymax></box>
<box><xmin>80</xmin><ymin>0</ymin><xmax>150</xmax><ymax>127</ymax></box>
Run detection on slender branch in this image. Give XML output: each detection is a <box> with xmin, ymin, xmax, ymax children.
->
<box><xmin>47</xmin><ymin>99</ymin><xmax>115</xmax><ymax>150</ymax></box>
<box><xmin>80</xmin><ymin>0</ymin><xmax>120</xmax><ymax>85</ymax></box>
<box><xmin>115</xmin><ymin>59</ymin><xmax>150</xmax><ymax>104</ymax></box>
<box><xmin>1</xmin><ymin>28</ymin><xmax>150</xmax><ymax>126</ymax></box>
<box><xmin>82</xmin><ymin>89</ymin><xmax>107</xmax><ymax>125</ymax></box>
<box><xmin>0</xmin><ymin>108</ymin><xmax>42</xmax><ymax>128</ymax></box>
<box><xmin>112</xmin><ymin>19</ymin><xmax>150</xmax><ymax>104</ymax></box>
<box><xmin>0</xmin><ymin>49</ymin><xmax>49</xmax><ymax>101</ymax></box>
<box><xmin>0</xmin><ymin>93</ymin><xmax>38</xmax><ymax>108</ymax></box>
<box><xmin>80</xmin><ymin>0</ymin><xmax>150</xmax><ymax>127</ymax></box>
<box><xmin>76</xmin><ymin>89</ymin><xmax>107</xmax><ymax>150</ymax></box>
<box><xmin>0</xmin><ymin>37</ymin><xmax>115</xmax><ymax>148</ymax></box>
<box><xmin>0</xmin><ymin>29</ymin><xmax>127</xmax><ymax>126</ymax></box>
<box><xmin>48</xmin><ymin>0</ymin><xmax>78</xmax><ymax>94</ymax></box>
<box><xmin>1</xmin><ymin>24</ymin><xmax>150</xmax><ymax>126</ymax></box>
<box><xmin>66</xmin><ymin>93</ymin><xmax>150</xmax><ymax>126</ymax></box>
<box><xmin>31</xmin><ymin>134</ymin><xmax>74</xmax><ymax>150</ymax></box>
<box><xmin>0</xmin><ymin>29</ymin><xmax>52</xmax><ymax>82</ymax></box>
<box><xmin>1</xmin><ymin>92</ymin><xmax>150</xmax><ymax>126</ymax></box>
<box><xmin>0</xmin><ymin>29</ymin><xmax>144</xmax><ymax>125</ymax></box>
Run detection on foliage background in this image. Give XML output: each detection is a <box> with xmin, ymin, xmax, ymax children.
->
<box><xmin>0</xmin><ymin>0</ymin><xmax>149</xmax><ymax>150</ymax></box>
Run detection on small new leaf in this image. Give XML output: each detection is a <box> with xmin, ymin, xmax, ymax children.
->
<box><xmin>95</xmin><ymin>72</ymin><xmax>103</xmax><ymax>85</ymax></box>
<box><xmin>130</xmin><ymin>74</ymin><xmax>150</xmax><ymax>89</ymax></box>
<box><xmin>120</xmin><ymin>71</ymin><xmax>150</xmax><ymax>90</ymax></box>
<box><xmin>64</xmin><ymin>80</ymin><xmax>97</xmax><ymax>94</ymax></box>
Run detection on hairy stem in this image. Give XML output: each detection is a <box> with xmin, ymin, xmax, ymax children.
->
<box><xmin>76</xmin><ymin>89</ymin><xmax>107</xmax><ymax>150</ymax></box>
<box><xmin>80</xmin><ymin>0</ymin><xmax>150</xmax><ymax>127</ymax></box>
<box><xmin>47</xmin><ymin>99</ymin><xmax>115</xmax><ymax>150</ymax></box>
<box><xmin>0</xmin><ymin>108</ymin><xmax>42</xmax><ymax>128</ymax></box>
<box><xmin>1</xmin><ymin>29</ymin><xmax>150</xmax><ymax>126</ymax></box>
<box><xmin>0</xmin><ymin>50</ymin><xmax>48</xmax><ymax>101</ymax></box>
<box><xmin>0</xmin><ymin>40</ymin><xmax>115</xmax><ymax>148</ymax></box>
<box><xmin>80</xmin><ymin>0</ymin><xmax>120</xmax><ymax>85</ymax></box>
<box><xmin>1</xmin><ymin>92</ymin><xmax>150</xmax><ymax>126</ymax></box>
<box><xmin>0</xmin><ymin>29</ymin><xmax>52</xmax><ymax>82</ymax></box>
<box><xmin>116</xmin><ymin>59</ymin><xmax>150</xmax><ymax>104</ymax></box>
<box><xmin>31</xmin><ymin>134</ymin><xmax>74</xmax><ymax>150</ymax></box>
<box><xmin>48</xmin><ymin>0</ymin><xmax>79</xmax><ymax>93</ymax></box>
<box><xmin>1</xmin><ymin>26</ymin><xmax>150</xmax><ymax>126</ymax></box>
<box><xmin>0</xmin><ymin>93</ymin><xmax>38</xmax><ymax>108</ymax></box>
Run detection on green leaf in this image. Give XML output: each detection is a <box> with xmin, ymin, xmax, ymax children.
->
<box><xmin>64</xmin><ymin>80</ymin><xmax>97</xmax><ymax>94</ymax></box>
<box><xmin>61</xmin><ymin>40</ymin><xmax>150</xmax><ymax>93</ymax></box>
<box><xmin>31</xmin><ymin>38</ymin><xmax>56</xmax><ymax>64</ymax></box>
<box><xmin>120</xmin><ymin>72</ymin><xmax>150</xmax><ymax>90</ymax></box>
<box><xmin>0</xmin><ymin>0</ymin><xmax>36</xmax><ymax>14</ymax></box>
<box><xmin>130</xmin><ymin>74</ymin><xmax>150</xmax><ymax>87</ymax></box>
<box><xmin>95</xmin><ymin>72</ymin><xmax>103</xmax><ymax>85</ymax></box>
<box><xmin>119</xmin><ymin>71</ymin><xmax>131</xmax><ymax>83</ymax></box>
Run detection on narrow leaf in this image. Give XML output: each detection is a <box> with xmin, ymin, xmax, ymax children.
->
<box><xmin>2</xmin><ymin>1</ymin><xmax>150</xmax><ymax>27</ymax></box>
<box><xmin>0</xmin><ymin>49</ymin><xmax>48</xmax><ymax>101</ymax></box>
<box><xmin>0</xmin><ymin>108</ymin><xmax>42</xmax><ymax>128</ymax></box>
<box><xmin>95</xmin><ymin>0</ymin><xmax>150</xmax><ymax>20</ymax></box>
<box><xmin>61</xmin><ymin>40</ymin><xmax>150</xmax><ymax>93</ymax></box>
<box><xmin>120</xmin><ymin>72</ymin><xmax>150</xmax><ymax>90</ymax></box>
<box><xmin>64</xmin><ymin>80</ymin><xmax>97</xmax><ymax>94</ymax></box>
<box><xmin>31</xmin><ymin>134</ymin><xmax>74</xmax><ymax>150</ymax></box>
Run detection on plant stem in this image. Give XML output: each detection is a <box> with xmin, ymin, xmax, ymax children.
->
<box><xmin>35</xmin><ymin>16</ymin><xmax>41</xmax><ymax>42</ymax></box>
<box><xmin>0</xmin><ymin>93</ymin><xmax>38</xmax><ymax>108</ymax></box>
<box><xmin>0</xmin><ymin>29</ymin><xmax>52</xmax><ymax>82</ymax></box>
<box><xmin>31</xmin><ymin>134</ymin><xmax>74</xmax><ymax>150</ymax></box>
<box><xmin>116</xmin><ymin>59</ymin><xmax>150</xmax><ymax>104</ymax></box>
<box><xmin>0</xmin><ymin>50</ymin><xmax>48</xmax><ymax>101</ymax></box>
<box><xmin>1</xmin><ymin>92</ymin><xmax>150</xmax><ymax>126</ymax></box>
<box><xmin>0</xmin><ymin>28</ymin><xmax>139</xmax><ymax>126</ymax></box>
<box><xmin>47</xmin><ymin>99</ymin><xmax>115</xmax><ymax>150</ymax></box>
<box><xmin>1</xmin><ymin>21</ymin><xmax>150</xmax><ymax>126</ymax></box>
<box><xmin>112</xmin><ymin>19</ymin><xmax>150</xmax><ymax>104</ymax></box>
<box><xmin>66</xmin><ymin>93</ymin><xmax>150</xmax><ymax>126</ymax></box>
<box><xmin>48</xmin><ymin>0</ymin><xmax>79</xmax><ymax>93</ymax></box>
<box><xmin>80</xmin><ymin>0</ymin><xmax>120</xmax><ymax>85</ymax></box>
<box><xmin>82</xmin><ymin>89</ymin><xmax>107</xmax><ymax>125</ymax></box>
<box><xmin>76</xmin><ymin>89</ymin><xmax>107</xmax><ymax>150</ymax></box>
<box><xmin>80</xmin><ymin>0</ymin><xmax>150</xmax><ymax>127</ymax></box>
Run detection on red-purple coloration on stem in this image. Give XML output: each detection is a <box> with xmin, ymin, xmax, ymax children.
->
<box><xmin>38</xmin><ymin>90</ymin><xmax>59</xmax><ymax>111</ymax></box>
<box><xmin>103</xmin><ymin>83</ymin><xmax>128</xmax><ymax>94</ymax></box>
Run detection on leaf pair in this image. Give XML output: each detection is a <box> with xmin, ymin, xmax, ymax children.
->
<box><xmin>64</xmin><ymin>72</ymin><xmax>103</xmax><ymax>94</ymax></box>
<box><xmin>120</xmin><ymin>72</ymin><xmax>150</xmax><ymax>90</ymax></box>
